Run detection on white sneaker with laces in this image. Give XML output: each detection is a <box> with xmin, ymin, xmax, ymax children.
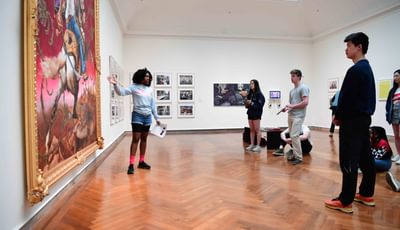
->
<box><xmin>385</xmin><ymin>172</ymin><xmax>400</xmax><ymax>192</ymax></box>
<box><xmin>252</xmin><ymin>145</ymin><xmax>262</xmax><ymax>152</ymax></box>
<box><xmin>246</xmin><ymin>145</ymin><xmax>255</xmax><ymax>151</ymax></box>
<box><xmin>392</xmin><ymin>154</ymin><xmax>400</xmax><ymax>162</ymax></box>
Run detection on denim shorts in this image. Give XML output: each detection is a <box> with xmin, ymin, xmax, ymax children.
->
<box><xmin>392</xmin><ymin>103</ymin><xmax>400</xmax><ymax>124</ymax></box>
<box><xmin>131</xmin><ymin>111</ymin><xmax>152</xmax><ymax>126</ymax></box>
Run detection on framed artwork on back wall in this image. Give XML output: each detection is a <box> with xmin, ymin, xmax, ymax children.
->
<box><xmin>178</xmin><ymin>73</ymin><xmax>194</xmax><ymax>87</ymax></box>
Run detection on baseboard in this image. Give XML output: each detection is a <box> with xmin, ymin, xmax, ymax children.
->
<box><xmin>166</xmin><ymin>128</ymin><xmax>243</xmax><ymax>134</ymax></box>
<box><xmin>21</xmin><ymin>132</ymin><xmax>129</xmax><ymax>229</ymax></box>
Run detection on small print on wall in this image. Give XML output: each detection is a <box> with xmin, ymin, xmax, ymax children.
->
<box><xmin>178</xmin><ymin>88</ymin><xmax>194</xmax><ymax>102</ymax></box>
<box><xmin>157</xmin><ymin>104</ymin><xmax>172</xmax><ymax>118</ymax></box>
<box><xmin>178</xmin><ymin>73</ymin><xmax>194</xmax><ymax>87</ymax></box>
<box><xmin>156</xmin><ymin>89</ymin><xmax>171</xmax><ymax>102</ymax></box>
<box><xmin>378</xmin><ymin>79</ymin><xmax>391</xmax><ymax>101</ymax></box>
<box><xmin>154</xmin><ymin>72</ymin><xmax>172</xmax><ymax>87</ymax></box>
<box><xmin>109</xmin><ymin>56</ymin><xmax>125</xmax><ymax>126</ymax></box>
<box><xmin>328</xmin><ymin>77</ymin><xmax>339</xmax><ymax>93</ymax></box>
<box><xmin>178</xmin><ymin>104</ymin><xmax>194</xmax><ymax>118</ymax></box>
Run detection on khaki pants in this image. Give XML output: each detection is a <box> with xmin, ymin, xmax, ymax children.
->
<box><xmin>288</xmin><ymin>116</ymin><xmax>305</xmax><ymax>160</ymax></box>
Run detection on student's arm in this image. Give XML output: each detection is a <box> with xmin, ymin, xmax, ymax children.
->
<box><xmin>287</xmin><ymin>96</ymin><xmax>308</xmax><ymax>110</ymax></box>
<box><xmin>113</xmin><ymin>84</ymin><xmax>133</xmax><ymax>96</ymax></box>
<box><xmin>151</xmin><ymin>96</ymin><xmax>160</xmax><ymax>125</ymax></box>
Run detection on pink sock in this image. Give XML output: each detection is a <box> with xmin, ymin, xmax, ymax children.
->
<box><xmin>139</xmin><ymin>155</ymin><xmax>145</xmax><ymax>162</ymax></box>
<box><xmin>129</xmin><ymin>155</ymin><xmax>135</xmax><ymax>164</ymax></box>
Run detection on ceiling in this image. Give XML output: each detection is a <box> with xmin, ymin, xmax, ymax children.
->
<box><xmin>111</xmin><ymin>0</ymin><xmax>400</xmax><ymax>40</ymax></box>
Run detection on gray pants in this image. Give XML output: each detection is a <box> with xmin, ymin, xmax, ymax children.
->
<box><xmin>288</xmin><ymin>116</ymin><xmax>305</xmax><ymax>160</ymax></box>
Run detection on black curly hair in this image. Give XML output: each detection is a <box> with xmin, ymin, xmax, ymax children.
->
<box><xmin>132</xmin><ymin>68</ymin><xmax>152</xmax><ymax>86</ymax></box>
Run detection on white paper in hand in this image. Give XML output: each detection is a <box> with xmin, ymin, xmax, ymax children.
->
<box><xmin>150</xmin><ymin>123</ymin><xmax>167</xmax><ymax>138</ymax></box>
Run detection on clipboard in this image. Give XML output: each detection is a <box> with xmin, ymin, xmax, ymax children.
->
<box><xmin>150</xmin><ymin>123</ymin><xmax>167</xmax><ymax>138</ymax></box>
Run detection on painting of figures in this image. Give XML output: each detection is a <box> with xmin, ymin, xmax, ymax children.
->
<box><xmin>24</xmin><ymin>0</ymin><xmax>102</xmax><ymax>204</ymax></box>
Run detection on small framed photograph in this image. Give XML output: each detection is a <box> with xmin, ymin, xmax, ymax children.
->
<box><xmin>156</xmin><ymin>104</ymin><xmax>172</xmax><ymax>118</ymax></box>
<box><xmin>178</xmin><ymin>103</ymin><xmax>194</xmax><ymax>118</ymax></box>
<box><xmin>328</xmin><ymin>77</ymin><xmax>339</xmax><ymax>92</ymax></box>
<box><xmin>154</xmin><ymin>73</ymin><xmax>172</xmax><ymax>87</ymax></box>
<box><xmin>156</xmin><ymin>88</ymin><xmax>171</xmax><ymax>102</ymax></box>
<box><xmin>178</xmin><ymin>73</ymin><xmax>194</xmax><ymax>87</ymax></box>
<box><xmin>178</xmin><ymin>88</ymin><xmax>194</xmax><ymax>102</ymax></box>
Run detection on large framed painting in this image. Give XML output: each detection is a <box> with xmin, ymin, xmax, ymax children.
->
<box><xmin>24</xmin><ymin>0</ymin><xmax>103</xmax><ymax>204</ymax></box>
<box><xmin>213</xmin><ymin>83</ymin><xmax>249</xmax><ymax>106</ymax></box>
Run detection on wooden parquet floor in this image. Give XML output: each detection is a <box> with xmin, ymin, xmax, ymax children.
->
<box><xmin>28</xmin><ymin>130</ymin><xmax>400</xmax><ymax>230</ymax></box>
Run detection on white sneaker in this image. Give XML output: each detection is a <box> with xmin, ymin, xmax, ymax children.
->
<box><xmin>252</xmin><ymin>145</ymin><xmax>262</xmax><ymax>152</ymax></box>
<box><xmin>246</xmin><ymin>145</ymin><xmax>255</xmax><ymax>151</ymax></box>
<box><xmin>392</xmin><ymin>154</ymin><xmax>400</xmax><ymax>162</ymax></box>
<box><xmin>396</xmin><ymin>159</ymin><xmax>400</xmax><ymax>165</ymax></box>
<box><xmin>385</xmin><ymin>172</ymin><xmax>400</xmax><ymax>192</ymax></box>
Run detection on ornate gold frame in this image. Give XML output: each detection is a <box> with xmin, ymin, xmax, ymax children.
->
<box><xmin>24</xmin><ymin>0</ymin><xmax>103</xmax><ymax>205</ymax></box>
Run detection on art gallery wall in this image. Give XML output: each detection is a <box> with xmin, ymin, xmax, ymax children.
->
<box><xmin>123</xmin><ymin>36</ymin><xmax>313</xmax><ymax>130</ymax></box>
<box><xmin>309</xmin><ymin>7</ymin><xmax>400</xmax><ymax>136</ymax></box>
<box><xmin>123</xmin><ymin>6</ymin><xmax>400</xmax><ymax>134</ymax></box>
<box><xmin>0</xmin><ymin>1</ymin><xmax>127</xmax><ymax>229</ymax></box>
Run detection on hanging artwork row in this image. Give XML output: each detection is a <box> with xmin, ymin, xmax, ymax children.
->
<box><xmin>153</xmin><ymin>72</ymin><xmax>195</xmax><ymax>118</ymax></box>
<box><xmin>109</xmin><ymin>56</ymin><xmax>124</xmax><ymax>125</ymax></box>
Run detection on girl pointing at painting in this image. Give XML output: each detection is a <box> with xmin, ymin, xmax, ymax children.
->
<box><xmin>108</xmin><ymin>68</ymin><xmax>161</xmax><ymax>174</ymax></box>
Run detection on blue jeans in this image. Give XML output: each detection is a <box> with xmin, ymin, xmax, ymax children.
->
<box><xmin>131</xmin><ymin>111</ymin><xmax>152</xmax><ymax>126</ymax></box>
<box><xmin>374</xmin><ymin>159</ymin><xmax>391</xmax><ymax>172</ymax></box>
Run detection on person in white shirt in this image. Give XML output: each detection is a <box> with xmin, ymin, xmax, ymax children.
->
<box><xmin>281</xmin><ymin>69</ymin><xmax>310</xmax><ymax>165</ymax></box>
<box><xmin>273</xmin><ymin>125</ymin><xmax>313</xmax><ymax>159</ymax></box>
<box><xmin>108</xmin><ymin>68</ymin><xmax>160</xmax><ymax>175</ymax></box>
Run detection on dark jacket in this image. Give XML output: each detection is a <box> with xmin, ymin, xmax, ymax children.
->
<box><xmin>246</xmin><ymin>91</ymin><xmax>265</xmax><ymax>118</ymax></box>
<box><xmin>385</xmin><ymin>87</ymin><xmax>395</xmax><ymax>124</ymax></box>
<box><xmin>335</xmin><ymin>60</ymin><xmax>376</xmax><ymax>121</ymax></box>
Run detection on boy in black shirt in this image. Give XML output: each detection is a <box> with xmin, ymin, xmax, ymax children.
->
<box><xmin>325</xmin><ymin>32</ymin><xmax>376</xmax><ymax>214</ymax></box>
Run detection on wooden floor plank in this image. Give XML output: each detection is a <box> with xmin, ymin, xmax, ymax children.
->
<box><xmin>27</xmin><ymin>131</ymin><xmax>400</xmax><ymax>229</ymax></box>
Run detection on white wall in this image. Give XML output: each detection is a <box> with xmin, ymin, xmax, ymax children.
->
<box><xmin>123</xmin><ymin>37</ymin><xmax>312</xmax><ymax>130</ymax></box>
<box><xmin>310</xmin><ymin>7</ymin><xmax>400</xmax><ymax>135</ymax></box>
<box><xmin>0</xmin><ymin>1</ymin><xmax>126</xmax><ymax>229</ymax></box>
